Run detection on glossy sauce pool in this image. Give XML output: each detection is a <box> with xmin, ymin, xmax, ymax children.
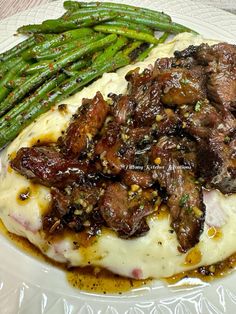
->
<box><xmin>0</xmin><ymin>219</ymin><xmax>235</xmax><ymax>293</ymax></box>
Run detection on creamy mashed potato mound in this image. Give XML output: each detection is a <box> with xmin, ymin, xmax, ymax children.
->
<box><xmin>0</xmin><ymin>33</ymin><xmax>236</xmax><ymax>279</ymax></box>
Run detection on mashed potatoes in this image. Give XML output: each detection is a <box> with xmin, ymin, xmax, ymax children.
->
<box><xmin>0</xmin><ymin>33</ymin><xmax>236</xmax><ymax>279</ymax></box>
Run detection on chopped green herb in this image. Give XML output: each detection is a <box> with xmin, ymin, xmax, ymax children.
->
<box><xmin>179</xmin><ymin>193</ymin><xmax>189</xmax><ymax>207</ymax></box>
<box><xmin>186</xmin><ymin>206</ymin><xmax>193</xmax><ymax>213</ymax></box>
<box><xmin>194</xmin><ymin>100</ymin><xmax>203</xmax><ymax>112</ymax></box>
<box><xmin>181</xmin><ymin>78</ymin><xmax>190</xmax><ymax>85</ymax></box>
<box><xmin>224</xmin><ymin>136</ymin><xmax>230</xmax><ymax>143</ymax></box>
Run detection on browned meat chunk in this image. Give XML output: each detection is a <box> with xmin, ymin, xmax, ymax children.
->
<box><xmin>122</xmin><ymin>170</ymin><xmax>154</xmax><ymax>189</ymax></box>
<box><xmin>109</xmin><ymin>94</ymin><xmax>135</xmax><ymax>125</ymax></box>
<box><xmin>156</xmin><ymin>67</ymin><xmax>206</xmax><ymax>106</ymax></box>
<box><xmin>99</xmin><ymin>182</ymin><xmax>156</xmax><ymax>237</ymax></box>
<box><xmin>60</xmin><ymin>91</ymin><xmax>108</xmax><ymax>157</ymax></box>
<box><xmin>10</xmin><ymin>146</ymin><xmax>88</xmax><ymax>188</ymax></box>
<box><xmin>95</xmin><ymin>121</ymin><xmax>125</xmax><ymax>175</ymax></box>
<box><xmin>180</xmin><ymin>102</ymin><xmax>236</xmax><ymax>193</ymax></box>
<box><xmin>43</xmin><ymin>184</ymin><xmax>105</xmax><ymax>234</ymax></box>
<box><xmin>198</xmin><ymin>43</ymin><xmax>236</xmax><ymax>111</ymax></box>
<box><xmin>151</xmin><ymin>137</ymin><xmax>205</xmax><ymax>252</ymax></box>
<box><xmin>197</xmin><ymin>132</ymin><xmax>236</xmax><ymax>194</ymax></box>
<box><xmin>180</xmin><ymin>100</ymin><xmax>223</xmax><ymax>139</ymax></box>
<box><xmin>126</xmin><ymin>68</ymin><xmax>162</xmax><ymax>126</ymax></box>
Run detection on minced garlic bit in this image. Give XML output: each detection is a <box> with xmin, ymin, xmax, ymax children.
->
<box><xmin>77</xmin><ymin>199</ymin><xmax>88</xmax><ymax>208</ymax></box>
<box><xmin>192</xmin><ymin>206</ymin><xmax>203</xmax><ymax>217</ymax></box>
<box><xmin>154</xmin><ymin>157</ymin><xmax>161</xmax><ymax>165</ymax></box>
<box><xmin>160</xmin><ymin>204</ymin><xmax>168</xmax><ymax>212</ymax></box>
<box><xmin>86</xmin><ymin>133</ymin><xmax>93</xmax><ymax>141</ymax></box>
<box><xmin>156</xmin><ymin>114</ymin><xmax>164</xmax><ymax>122</ymax></box>
<box><xmin>83</xmin><ymin>220</ymin><xmax>91</xmax><ymax>227</ymax></box>
<box><xmin>74</xmin><ymin>209</ymin><xmax>83</xmax><ymax>215</ymax></box>
<box><xmin>184</xmin><ymin>112</ymin><xmax>189</xmax><ymax>118</ymax></box>
<box><xmin>131</xmin><ymin>184</ymin><xmax>140</xmax><ymax>192</ymax></box>
<box><xmin>164</xmin><ymin>108</ymin><xmax>173</xmax><ymax>115</ymax></box>
<box><xmin>86</xmin><ymin>205</ymin><xmax>93</xmax><ymax>213</ymax></box>
<box><xmin>182</xmin><ymin>122</ymin><xmax>187</xmax><ymax>128</ymax></box>
<box><xmin>209</xmin><ymin>265</ymin><xmax>216</xmax><ymax>273</ymax></box>
<box><xmin>121</xmin><ymin>133</ymin><xmax>129</xmax><ymax>141</ymax></box>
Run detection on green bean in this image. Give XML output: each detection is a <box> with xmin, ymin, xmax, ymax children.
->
<box><xmin>103</xmin><ymin>19</ymin><xmax>153</xmax><ymax>35</ymax></box>
<box><xmin>0</xmin><ymin>57</ymin><xmax>22</xmax><ymax>76</ymax></box>
<box><xmin>1</xmin><ymin>61</ymin><xmax>89</xmax><ymax>127</ymax></box>
<box><xmin>94</xmin><ymin>36</ymin><xmax>128</xmax><ymax>65</ymax></box>
<box><xmin>120</xmin><ymin>16</ymin><xmax>197</xmax><ymax>34</ymax></box>
<box><xmin>63</xmin><ymin>1</ymin><xmax>171</xmax><ymax>22</ymax></box>
<box><xmin>94</xmin><ymin>24</ymin><xmax>159</xmax><ymax>44</ymax></box>
<box><xmin>158</xmin><ymin>32</ymin><xmax>169</xmax><ymax>43</ymax></box>
<box><xmin>0</xmin><ymin>52</ymin><xmax>130</xmax><ymax>149</ymax></box>
<box><xmin>6</xmin><ymin>76</ymin><xmax>28</xmax><ymax>90</ymax></box>
<box><xmin>68</xmin><ymin>59</ymin><xmax>91</xmax><ymax>71</ymax></box>
<box><xmin>0</xmin><ymin>36</ymin><xmax>35</xmax><ymax>62</ymax></box>
<box><xmin>136</xmin><ymin>32</ymin><xmax>169</xmax><ymax>61</ymax></box>
<box><xmin>0</xmin><ymin>34</ymin><xmax>117</xmax><ymax>116</ymax></box>
<box><xmin>0</xmin><ymin>74</ymin><xmax>67</xmax><ymax>133</ymax></box>
<box><xmin>25</xmin><ymin>57</ymin><xmax>91</xmax><ymax>76</ymax></box>
<box><xmin>39</xmin><ymin>11</ymin><xmax>117</xmax><ymax>33</ymax></box>
<box><xmin>24</xmin><ymin>60</ymin><xmax>53</xmax><ymax>76</ymax></box>
<box><xmin>123</xmin><ymin>41</ymin><xmax>143</xmax><ymax>57</ymax></box>
<box><xmin>136</xmin><ymin>45</ymin><xmax>153</xmax><ymax>61</ymax></box>
<box><xmin>35</xmin><ymin>33</ymin><xmax>104</xmax><ymax>61</ymax></box>
<box><xmin>0</xmin><ymin>60</ymin><xmax>28</xmax><ymax>102</ymax></box>
<box><xmin>17</xmin><ymin>24</ymin><xmax>47</xmax><ymax>34</ymax></box>
<box><xmin>22</xmin><ymin>28</ymin><xmax>94</xmax><ymax>60</ymax></box>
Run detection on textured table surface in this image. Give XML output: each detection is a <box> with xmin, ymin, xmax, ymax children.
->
<box><xmin>0</xmin><ymin>0</ymin><xmax>235</xmax><ymax>19</ymax></box>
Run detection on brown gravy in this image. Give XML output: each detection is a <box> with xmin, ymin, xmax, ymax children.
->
<box><xmin>0</xmin><ymin>219</ymin><xmax>235</xmax><ymax>293</ymax></box>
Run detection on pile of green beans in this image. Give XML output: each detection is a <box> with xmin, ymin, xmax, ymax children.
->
<box><xmin>0</xmin><ymin>1</ymin><xmax>197</xmax><ymax>150</ymax></box>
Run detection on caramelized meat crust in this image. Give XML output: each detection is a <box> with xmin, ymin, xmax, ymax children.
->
<box><xmin>10</xmin><ymin>146</ymin><xmax>88</xmax><ymax>188</ymax></box>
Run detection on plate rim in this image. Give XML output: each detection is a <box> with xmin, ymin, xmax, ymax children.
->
<box><xmin>0</xmin><ymin>1</ymin><xmax>236</xmax><ymax>313</ymax></box>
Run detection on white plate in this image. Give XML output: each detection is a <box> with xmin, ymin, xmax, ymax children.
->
<box><xmin>0</xmin><ymin>1</ymin><xmax>236</xmax><ymax>313</ymax></box>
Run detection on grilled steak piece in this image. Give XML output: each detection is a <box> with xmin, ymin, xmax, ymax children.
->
<box><xmin>43</xmin><ymin>184</ymin><xmax>105</xmax><ymax>234</ymax></box>
<box><xmin>197</xmin><ymin>43</ymin><xmax>236</xmax><ymax>111</ymax></box>
<box><xmin>122</xmin><ymin>170</ymin><xmax>154</xmax><ymax>189</ymax></box>
<box><xmin>60</xmin><ymin>91</ymin><xmax>108</xmax><ymax>157</ymax></box>
<box><xmin>125</xmin><ymin>67</ymin><xmax>162</xmax><ymax>126</ymax></box>
<box><xmin>99</xmin><ymin>182</ymin><xmax>156</xmax><ymax>237</ymax></box>
<box><xmin>95</xmin><ymin>121</ymin><xmax>125</xmax><ymax>175</ymax></box>
<box><xmin>156</xmin><ymin>66</ymin><xmax>206</xmax><ymax>106</ymax></box>
<box><xmin>179</xmin><ymin>100</ymin><xmax>223</xmax><ymax>139</ymax></box>
<box><xmin>197</xmin><ymin>132</ymin><xmax>236</xmax><ymax>194</ymax></box>
<box><xmin>109</xmin><ymin>94</ymin><xmax>135</xmax><ymax>125</ymax></box>
<box><xmin>176</xmin><ymin>43</ymin><xmax>236</xmax><ymax>110</ymax></box>
<box><xmin>11</xmin><ymin>146</ymin><xmax>88</xmax><ymax>188</ymax></box>
<box><xmin>151</xmin><ymin>137</ymin><xmax>205</xmax><ymax>252</ymax></box>
<box><xmin>179</xmin><ymin>101</ymin><xmax>236</xmax><ymax>193</ymax></box>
